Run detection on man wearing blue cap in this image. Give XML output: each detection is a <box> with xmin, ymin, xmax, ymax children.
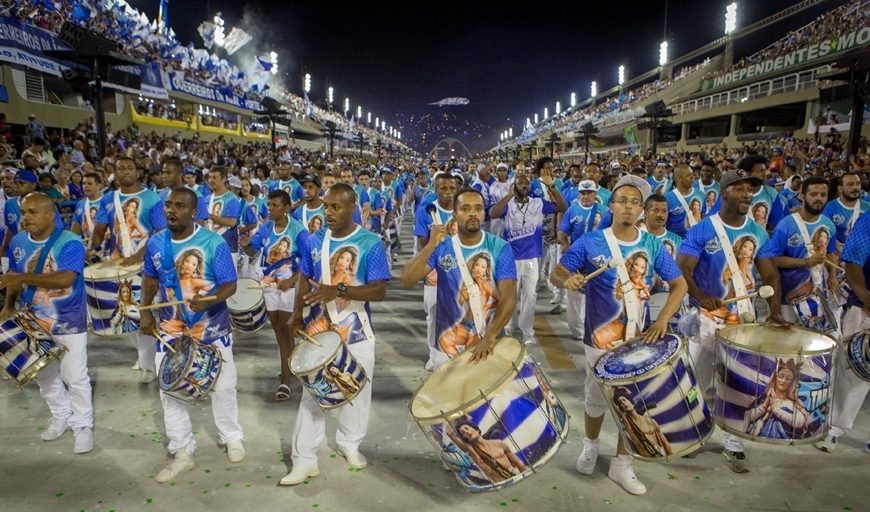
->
<box><xmin>0</xmin><ymin>170</ymin><xmax>63</xmax><ymax>257</ymax></box>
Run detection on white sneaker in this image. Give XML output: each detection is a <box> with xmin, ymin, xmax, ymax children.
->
<box><xmin>572</xmin><ymin>334</ymin><xmax>584</xmax><ymax>341</ymax></box>
<box><xmin>279</xmin><ymin>466</ymin><xmax>319</xmax><ymax>486</ymax></box>
<box><xmin>140</xmin><ymin>369</ymin><xmax>157</xmax><ymax>384</ymax></box>
<box><xmin>73</xmin><ymin>427</ymin><xmax>94</xmax><ymax>454</ymax></box>
<box><xmin>523</xmin><ymin>335</ymin><xmax>539</xmax><ymax>346</ymax></box>
<box><xmin>815</xmin><ymin>433</ymin><xmax>837</xmax><ymax>453</ymax></box>
<box><xmin>132</xmin><ymin>360</ymin><xmax>141</xmax><ymax>371</ymax></box>
<box><xmin>337</xmin><ymin>448</ymin><xmax>368</xmax><ymax>469</ymax></box>
<box><xmin>424</xmin><ymin>360</ymin><xmax>435</xmax><ymax>372</ymax></box>
<box><xmin>549</xmin><ymin>296</ymin><xmax>560</xmax><ymax>305</ymax></box>
<box><xmin>608</xmin><ymin>455</ymin><xmax>647</xmax><ymax>495</ymax></box>
<box><xmin>226</xmin><ymin>440</ymin><xmax>245</xmax><ymax>463</ymax></box>
<box><xmin>576</xmin><ymin>437</ymin><xmax>599</xmax><ymax>475</ymax></box>
<box><xmin>41</xmin><ymin>417</ymin><xmax>69</xmax><ymax>441</ymax></box>
<box><xmin>156</xmin><ymin>450</ymin><xmax>195</xmax><ymax>483</ymax></box>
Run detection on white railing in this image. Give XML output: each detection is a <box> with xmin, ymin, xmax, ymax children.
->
<box><xmin>673</xmin><ymin>65</ymin><xmax>832</xmax><ymax>116</ymax></box>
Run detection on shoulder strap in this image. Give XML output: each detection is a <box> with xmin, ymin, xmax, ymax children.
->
<box><xmin>113</xmin><ymin>191</ymin><xmax>134</xmax><ymax>258</ymax></box>
<box><xmin>450</xmin><ymin>234</ymin><xmax>486</xmax><ymax>335</ymax></box>
<box><xmin>709</xmin><ymin>215</ymin><xmax>754</xmax><ymax>320</ymax></box>
<box><xmin>674</xmin><ymin>191</ymin><xmax>698</xmax><ymax>227</ymax></box>
<box><xmin>790</xmin><ymin>213</ymin><xmax>823</xmax><ymax>287</ymax></box>
<box><xmin>848</xmin><ymin>201</ymin><xmax>862</xmax><ymax>236</ymax></box>
<box><xmin>21</xmin><ymin>229</ymin><xmax>63</xmax><ymax>306</ymax></box>
<box><xmin>602</xmin><ymin>228</ymin><xmax>641</xmax><ymax>343</ymax></box>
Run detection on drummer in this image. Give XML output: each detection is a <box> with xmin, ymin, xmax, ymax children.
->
<box><xmin>550</xmin><ymin>175</ymin><xmax>687</xmax><ymax>495</ymax></box>
<box><xmin>292</xmin><ymin>174</ymin><xmax>325</xmax><ymax>234</ymax></box>
<box><xmin>815</xmin><ymin>209</ymin><xmax>870</xmax><ymax>453</ymax></box>
<box><xmin>400</xmin><ymin>187</ymin><xmax>517</xmax><ymax>368</ymax></box>
<box><xmin>676</xmin><ymin>168</ymin><xmax>784</xmax><ymax>474</ymax></box>
<box><xmin>756</xmin><ymin>176</ymin><xmax>839</xmax><ymax>331</ymax></box>
<box><xmin>70</xmin><ymin>172</ymin><xmax>104</xmax><ymax>250</ymax></box>
<box><xmin>160</xmin><ymin>157</ymin><xmax>209</xmax><ymax>223</ymax></box>
<box><xmin>282</xmin><ymin>183</ymin><xmax>389</xmax><ymax>486</ymax></box>
<box><xmin>241</xmin><ymin>190</ymin><xmax>309</xmax><ymax>401</ymax></box>
<box><xmin>88</xmin><ymin>156</ymin><xmax>166</xmax><ymax>383</ymax></box>
<box><xmin>203</xmin><ymin>166</ymin><xmax>241</xmax><ymax>255</ymax></box>
<box><xmin>139</xmin><ymin>187</ymin><xmax>245</xmax><ymax>483</ymax></box>
<box><xmin>0</xmin><ymin>193</ymin><xmax>93</xmax><ymax>453</ymax></box>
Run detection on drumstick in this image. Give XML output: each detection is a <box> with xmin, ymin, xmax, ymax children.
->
<box><xmin>824</xmin><ymin>260</ymin><xmax>845</xmax><ymax>272</ymax></box>
<box><xmin>583</xmin><ymin>257</ymin><xmax>622</xmax><ymax>281</ymax></box>
<box><xmin>425</xmin><ymin>204</ymin><xmax>445</xmax><ymax>242</ymax></box>
<box><xmin>721</xmin><ymin>285</ymin><xmax>774</xmax><ymax>304</ymax></box>
<box><xmin>295</xmin><ymin>330</ymin><xmax>323</xmax><ymax>347</ymax></box>
<box><xmin>140</xmin><ymin>296</ymin><xmax>218</xmax><ymax>310</ymax></box>
<box><xmin>149</xmin><ymin>328</ymin><xmax>177</xmax><ymax>354</ymax></box>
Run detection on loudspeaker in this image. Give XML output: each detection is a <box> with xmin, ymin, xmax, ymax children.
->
<box><xmin>58</xmin><ymin>22</ymin><xmax>118</xmax><ymax>54</ymax></box>
<box><xmin>261</xmin><ymin>96</ymin><xmax>282</xmax><ymax>112</ymax></box>
<box><xmin>106</xmin><ymin>67</ymin><xmax>141</xmax><ymax>90</ymax></box>
<box><xmin>645</xmin><ymin>100</ymin><xmax>667</xmax><ymax>115</ymax></box>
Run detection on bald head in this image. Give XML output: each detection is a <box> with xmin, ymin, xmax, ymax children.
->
<box><xmin>21</xmin><ymin>192</ymin><xmax>55</xmax><ymax>211</ymax></box>
<box><xmin>674</xmin><ymin>164</ymin><xmax>694</xmax><ymax>191</ymax></box>
<box><xmin>20</xmin><ymin>192</ymin><xmax>57</xmax><ymax>238</ymax></box>
<box><xmin>326</xmin><ymin>182</ymin><xmax>357</xmax><ymax>204</ymax></box>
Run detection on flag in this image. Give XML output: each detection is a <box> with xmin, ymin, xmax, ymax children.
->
<box><xmin>198</xmin><ymin>21</ymin><xmax>216</xmax><ymax>49</ymax></box>
<box><xmin>348</xmin><ymin>115</ymin><xmax>355</xmax><ymax>134</ymax></box>
<box><xmin>157</xmin><ymin>0</ymin><xmax>168</xmax><ymax>35</ymax></box>
<box><xmin>223</xmin><ymin>27</ymin><xmax>252</xmax><ymax>55</ymax></box>
<box><xmin>304</xmin><ymin>91</ymin><xmax>312</xmax><ymax>116</ymax></box>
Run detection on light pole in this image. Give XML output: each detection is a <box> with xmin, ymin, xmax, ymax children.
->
<box><xmin>570</xmin><ymin>92</ymin><xmax>576</xmax><ymax>108</ymax></box>
<box><xmin>327</xmin><ymin>87</ymin><xmax>333</xmax><ymax>111</ymax></box>
<box><xmin>304</xmin><ymin>73</ymin><xmax>311</xmax><ymax>93</ymax></box>
<box><xmin>270</xmin><ymin>52</ymin><xmax>278</xmax><ymax>75</ymax></box>
<box><xmin>618</xmin><ymin>66</ymin><xmax>625</xmax><ymax>86</ymax></box>
<box><xmin>591</xmin><ymin>81</ymin><xmax>597</xmax><ymax>98</ymax></box>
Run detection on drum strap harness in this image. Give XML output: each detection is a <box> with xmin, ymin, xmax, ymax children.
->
<box><xmin>113</xmin><ymin>191</ymin><xmax>135</xmax><ymax>258</ymax></box>
<box><xmin>450</xmin><ymin>234</ymin><xmax>487</xmax><ymax>336</ymax></box>
<box><xmin>161</xmin><ymin>228</ymin><xmax>216</xmax><ymax>330</ymax></box>
<box><xmin>21</xmin><ymin>228</ymin><xmax>63</xmax><ymax>307</ymax></box>
<box><xmin>673</xmin><ymin>190</ymin><xmax>698</xmax><ymax>228</ymax></box>
<box><xmin>83</xmin><ymin>198</ymin><xmax>92</xmax><ymax>236</ymax></box>
<box><xmin>790</xmin><ymin>213</ymin><xmax>823</xmax><ymax>288</ymax></box>
<box><xmin>602</xmin><ymin>228</ymin><xmax>642</xmax><ymax>343</ymax></box>
<box><xmin>709</xmin><ymin>215</ymin><xmax>754</xmax><ymax>321</ymax></box>
<box><xmin>848</xmin><ymin>201</ymin><xmax>862</xmax><ymax>237</ymax></box>
<box><xmin>320</xmin><ymin>229</ymin><xmax>376</xmax><ymax>344</ymax></box>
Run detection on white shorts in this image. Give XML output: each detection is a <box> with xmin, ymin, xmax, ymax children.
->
<box><xmin>264</xmin><ymin>287</ymin><xmax>295</xmax><ymax>313</ymax></box>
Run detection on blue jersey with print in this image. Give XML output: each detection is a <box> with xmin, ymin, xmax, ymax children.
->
<box><xmin>644</xmin><ymin>228</ymin><xmax>682</xmax><ymax>293</ymax></box>
<box><xmin>367</xmin><ymin>187</ymin><xmax>384</xmax><ymax>232</ymax></box>
<box><xmin>293</xmin><ymin>203</ymin><xmax>326</xmax><ymax>234</ymax></box>
<box><xmin>4</xmin><ymin>196</ymin><xmax>64</xmax><ymax>236</ymax></box>
<box><xmin>822</xmin><ymin>198</ymin><xmax>870</xmax><ymax>243</ymax></box>
<box><xmin>666</xmin><ymin>188</ymin><xmax>707</xmax><ymax>237</ymax></box>
<box><xmin>750</xmin><ymin>185</ymin><xmax>786</xmax><ymax>228</ymax></box>
<box><xmin>7</xmin><ymin>230</ymin><xmax>86</xmax><ymax>335</ymax></box>
<box><xmin>301</xmin><ymin>227</ymin><xmax>391</xmax><ymax>345</ymax></box>
<box><xmin>597</xmin><ymin>188</ymin><xmax>612</xmax><ymax>206</ymax></box>
<box><xmin>203</xmin><ymin>190</ymin><xmax>241</xmax><ymax>252</ymax></box>
<box><xmin>414</xmin><ymin>202</ymin><xmax>453</xmax><ymax>238</ymax></box>
<box><xmin>143</xmin><ymin>227</ymin><xmax>236</xmax><ymax>346</ymax></box>
<box><xmin>757</xmin><ymin>214</ymin><xmax>837</xmax><ymax>303</ymax></box>
<box><xmin>238</xmin><ymin>198</ymin><xmax>259</xmax><ymax>228</ymax></box>
<box><xmin>159</xmin><ymin>187</ymin><xmax>208</xmax><ymax>222</ymax></box>
<box><xmin>250</xmin><ymin>216</ymin><xmax>308</xmax><ymax>282</ymax></box>
<box><xmin>840</xmin><ymin>211</ymin><xmax>870</xmax><ymax>308</ymax></box>
<box><xmin>72</xmin><ymin>196</ymin><xmax>100</xmax><ymax>242</ymax></box>
<box><xmin>559</xmin><ymin>202</ymin><xmax>604</xmax><ymax>243</ymax></box>
<box><xmin>678</xmin><ymin>216</ymin><xmax>769</xmax><ymax>312</ymax></box>
<box><xmin>560</xmin><ymin>228</ymin><xmax>681</xmax><ymax>349</ymax></box>
<box><xmin>415</xmin><ymin>185</ymin><xmax>433</xmax><ymax>209</ymax></box>
<box><xmin>269</xmin><ymin>179</ymin><xmax>304</xmax><ymax>201</ymax></box>
<box><xmin>94</xmin><ymin>189</ymin><xmax>166</xmax><ymax>259</ymax></box>
<box><xmin>427</xmin><ymin>232</ymin><xmax>516</xmax><ymax>353</ymax></box>
<box><xmin>647</xmin><ymin>177</ymin><xmax>671</xmax><ymax>195</ymax></box>
<box><xmin>695</xmin><ymin>181</ymin><xmax>720</xmax><ymax>210</ymax></box>
<box><xmin>495</xmin><ymin>198</ymin><xmax>556</xmax><ymax>260</ymax></box>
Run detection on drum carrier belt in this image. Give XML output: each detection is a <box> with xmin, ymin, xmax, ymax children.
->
<box><xmin>450</xmin><ymin>234</ymin><xmax>487</xmax><ymax>336</ymax></box>
<box><xmin>602</xmin><ymin>227</ymin><xmax>641</xmax><ymax>344</ymax></box>
<box><xmin>709</xmin><ymin>214</ymin><xmax>754</xmax><ymax>321</ymax></box>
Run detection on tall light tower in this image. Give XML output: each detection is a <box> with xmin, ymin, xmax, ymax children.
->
<box><xmin>357</xmin><ymin>105</ymin><xmax>362</xmax><ymax>119</ymax></box>
<box><xmin>556</xmin><ymin>101</ymin><xmax>561</xmax><ymax>115</ymax></box>
<box><xmin>659</xmin><ymin>42</ymin><xmax>668</xmax><ymax>66</ymax></box>
<box><xmin>724</xmin><ymin>2</ymin><xmax>738</xmax><ymax>65</ymax></box>
<box><xmin>534</xmin><ymin>114</ymin><xmax>539</xmax><ymax>124</ymax></box>
<box><xmin>544</xmin><ymin>107</ymin><xmax>548</xmax><ymax>119</ymax></box>
<box><xmin>344</xmin><ymin>98</ymin><xmax>349</xmax><ymax>115</ymax></box>
<box><xmin>213</xmin><ymin>13</ymin><xmax>225</xmax><ymax>47</ymax></box>
<box><xmin>591</xmin><ymin>81</ymin><xmax>597</xmax><ymax>97</ymax></box>
<box><xmin>303</xmin><ymin>73</ymin><xmax>311</xmax><ymax>93</ymax></box>
<box><xmin>367</xmin><ymin>112</ymin><xmax>371</xmax><ymax>125</ymax></box>
<box><xmin>269</xmin><ymin>52</ymin><xmax>278</xmax><ymax>75</ymax></box>
<box><xmin>618</xmin><ymin>65</ymin><xmax>625</xmax><ymax>86</ymax></box>
<box><xmin>570</xmin><ymin>92</ymin><xmax>576</xmax><ymax>108</ymax></box>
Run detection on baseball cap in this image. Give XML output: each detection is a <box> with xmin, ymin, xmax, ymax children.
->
<box><xmin>183</xmin><ymin>167</ymin><xmax>197</xmax><ymax>176</ymax></box>
<box><xmin>227</xmin><ymin>176</ymin><xmax>242</xmax><ymax>188</ymax></box>
<box><xmin>612</xmin><ymin>175</ymin><xmax>651</xmax><ymax>201</ymax></box>
<box><xmin>298</xmin><ymin>174</ymin><xmax>321</xmax><ymax>188</ymax></box>
<box><xmin>578</xmin><ymin>180</ymin><xmax>598</xmax><ymax>192</ymax></box>
<box><xmin>496</xmin><ymin>163</ymin><xmax>509</xmax><ymax>170</ymax></box>
<box><xmin>720</xmin><ymin>169</ymin><xmax>763</xmax><ymax>189</ymax></box>
<box><xmin>15</xmin><ymin>170</ymin><xmax>37</xmax><ymax>184</ymax></box>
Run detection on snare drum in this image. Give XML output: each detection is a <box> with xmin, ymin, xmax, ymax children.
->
<box><xmin>593</xmin><ymin>333</ymin><xmax>713</xmax><ymax>461</ymax></box>
<box><xmin>790</xmin><ymin>289</ymin><xmax>838</xmax><ymax>334</ymax></box>
<box><xmin>227</xmin><ymin>278</ymin><xmax>267</xmax><ymax>332</ymax></box>
<box><xmin>290</xmin><ymin>330</ymin><xmax>367</xmax><ymax>409</ymax></box>
<box><xmin>0</xmin><ymin>312</ymin><xmax>66</xmax><ymax>387</ymax></box>
<box><xmin>158</xmin><ymin>335</ymin><xmax>223</xmax><ymax>403</ymax></box>
<box><xmin>409</xmin><ymin>337</ymin><xmax>568</xmax><ymax>493</ymax></box>
<box><xmin>83</xmin><ymin>260</ymin><xmax>143</xmax><ymax>337</ymax></box>
<box><xmin>844</xmin><ymin>330</ymin><xmax>870</xmax><ymax>382</ymax></box>
<box><xmin>714</xmin><ymin>324</ymin><xmax>837</xmax><ymax>444</ymax></box>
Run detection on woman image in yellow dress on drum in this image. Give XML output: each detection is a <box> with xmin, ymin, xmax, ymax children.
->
<box><xmin>592</xmin><ymin>251</ymin><xmax>652</xmax><ymax>349</ymax></box>
<box><xmin>744</xmin><ymin>359</ymin><xmax>810</xmax><ymax>439</ymax></box>
<box><xmin>323</xmin><ymin>362</ymin><xmax>361</xmax><ymax>400</ymax></box>
<box><xmin>439</xmin><ymin>252</ymin><xmax>500</xmax><ymax>355</ymax></box>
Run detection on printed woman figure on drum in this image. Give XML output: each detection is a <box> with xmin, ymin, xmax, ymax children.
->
<box><xmin>445</xmin><ymin>418</ymin><xmax>527</xmax><ymax>483</ymax></box>
<box><xmin>612</xmin><ymin>387</ymin><xmax>672</xmax><ymax>458</ymax></box>
<box><xmin>109</xmin><ymin>280</ymin><xmax>139</xmax><ymax>335</ymax></box>
<box><xmin>324</xmin><ymin>363</ymin><xmax>361</xmax><ymax>400</ymax></box>
<box><xmin>744</xmin><ymin>359</ymin><xmax>809</xmax><ymax>439</ymax></box>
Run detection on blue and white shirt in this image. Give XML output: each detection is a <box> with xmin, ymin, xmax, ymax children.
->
<box><xmin>840</xmin><ymin>211</ymin><xmax>870</xmax><ymax>308</ymax></box>
<box><xmin>94</xmin><ymin>188</ymin><xmax>166</xmax><ymax>259</ymax></box>
<box><xmin>4</xmin><ymin>196</ymin><xmax>64</xmax><ymax>236</ymax></box>
<box><xmin>666</xmin><ymin>188</ymin><xmax>706</xmax><ymax>237</ymax></box>
<box><xmin>822</xmin><ymin>198</ymin><xmax>870</xmax><ymax>243</ymax></box>
<box><xmin>494</xmin><ymin>198</ymin><xmax>556</xmax><ymax>260</ymax></box>
<box><xmin>203</xmin><ymin>190</ymin><xmax>241</xmax><ymax>252</ymax></box>
<box><xmin>558</xmin><ymin>202</ymin><xmax>605</xmax><ymax>243</ymax></box>
<box><xmin>293</xmin><ymin>203</ymin><xmax>326</xmax><ymax>234</ymax></box>
<box><xmin>249</xmin><ymin>216</ymin><xmax>308</xmax><ymax>283</ymax></box>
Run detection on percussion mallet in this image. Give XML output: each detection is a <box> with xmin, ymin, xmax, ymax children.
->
<box><xmin>149</xmin><ymin>328</ymin><xmax>176</xmax><ymax>354</ymax></box>
<box><xmin>824</xmin><ymin>260</ymin><xmax>845</xmax><ymax>272</ymax></box>
<box><xmin>584</xmin><ymin>257</ymin><xmax>622</xmax><ymax>281</ymax></box>
<box><xmin>140</xmin><ymin>295</ymin><xmax>218</xmax><ymax>310</ymax></box>
<box><xmin>295</xmin><ymin>330</ymin><xmax>323</xmax><ymax>347</ymax></box>
<box><xmin>721</xmin><ymin>285</ymin><xmax>774</xmax><ymax>305</ymax></box>
<box><xmin>425</xmin><ymin>203</ymin><xmax>445</xmax><ymax>242</ymax></box>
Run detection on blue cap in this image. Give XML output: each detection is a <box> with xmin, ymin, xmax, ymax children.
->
<box><xmin>183</xmin><ymin>167</ymin><xmax>198</xmax><ymax>176</ymax></box>
<box><xmin>15</xmin><ymin>170</ymin><xmax>37</xmax><ymax>184</ymax></box>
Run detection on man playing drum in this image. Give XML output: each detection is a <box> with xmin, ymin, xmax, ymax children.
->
<box><xmin>816</xmin><ymin>209</ymin><xmax>870</xmax><ymax>453</ymax></box>
<box><xmin>400</xmin><ymin>187</ymin><xmax>517</xmax><ymax>368</ymax></box>
<box><xmin>677</xmin><ymin>168</ymin><xmax>784</xmax><ymax>473</ymax></box>
<box><xmin>0</xmin><ymin>193</ymin><xmax>93</xmax><ymax>453</ymax></box>
<box><xmin>550</xmin><ymin>175</ymin><xmax>687</xmax><ymax>495</ymax></box>
<box><xmin>282</xmin><ymin>183</ymin><xmax>389</xmax><ymax>486</ymax></box>
<box><xmin>89</xmin><ymin>156</ymin><xmax>166</xmax><ymax>383</ymax></box>
<box><xmin>70</xmin><ymin>172</ymin><xmax>104</xmax><ymax>251</ymax></box>
<box><xmin>241</xmin><ymin>190</ymin><xmax>308</xmax><ymax>401</ymax></box>
<box><xmin>140</xmin><ymin>187</ymin><xmax>245</xmax><ymax>483</ymax></box>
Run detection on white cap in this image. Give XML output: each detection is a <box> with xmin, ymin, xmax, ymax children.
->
<box><xmin>578</xmin><ymin>180</ymin><xmax>598</xmax><ymax>192</ymax></box>
<box><xmin>496</xmin><ymin>163</ymin><xmax>509</xmax><ymax>170</ymax></box>
<box><xmin>612</xmin><ymin>175</ymin><xmax>651</xmax><ymax>201</ymax></box>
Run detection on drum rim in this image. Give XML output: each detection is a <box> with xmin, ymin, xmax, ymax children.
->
<box><xmin>408</xmin><ymin>337</ymin><xmax>526</xmax><ymax>425</ymax></box>
<box><xmin>713</xmin><ymin>418</ymin><xmax>828</xmax><ymax>446</ymax></box>
<box><xmin>160</xmin><ymin>337</ymin><xmax>222</xmax><ymax>393</ymax></box>
<box><xmin>227</xmin><ymin>279</ymin><xmax>265</xmax><ymax>312</ymax></box>
<box><xmin>5</xmin><ymin>343</ymin><xmax>66</xmax><ymax>388</ymax></box>
<box><xmin>717</xmin><ymin>323</ymin><xmax>837</xmax><ymax>355</ymax></box>
<box><xmin>83</xmin><ymin>260</ymin><xmax>143</xmax><ymax>282</ymax></box>
<box><xmin>844</xmin><ymin>332</ymin><xmax>870</xmax><ymax>382</ymax></box>
<box><xmin>593</xmin><ymin>333</ymin><xmax>685</xmax><ymax>386</ymax></box>
<box><xmin>289</xmin><ymin>329</ymin><xmax>344</xmax><ymax>376</ymax></box>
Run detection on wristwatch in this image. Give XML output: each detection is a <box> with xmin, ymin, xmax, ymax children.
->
<box><xmin>336</xmin><ymin>282</ymin><xmax>348</xmax><ymax>298</ymax></box>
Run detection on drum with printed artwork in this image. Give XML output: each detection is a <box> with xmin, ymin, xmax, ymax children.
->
<box><xmin>0</xmin><ymin>312</ymin><xmax>65</xmax><ymax>387</ymax></box>
<box><xmin>83</xmin><ymin>259</ymin><xmax>143</xmax><ymax>337</ymax></box>
<box><xmin>714</xmin><ymin>324</ymin><xmax>837</xmax><ymax>444</ymax></box>
<box><xmin>844</xmin><ymin>330</ymin><xmax>870</xmax><ymax>383</ymax></box>
<box><xmin>594</xmin><ymin>333</ymin><xmax>713</xmax><ymax>461</ymax></box>
<box><xmin>289</xmin><ymin>330</ymin><xmax>368</xmax><ymax>410</ymax></box>
<box><xmin>409</xmin><ymin>337</ymin><xmax>568</xmax><ymax>493</ymax></box>
<box><xmin>158</xmin><ymin>334</ymin><xmax>223</xmax><ymax>403</ymax></box>
<box><xmin>790</xmin><ymin>289</ymin><xmax>838</xmax><ymax>334</ymax></box>
<box><xmin>226</xmin><ymin>278</ymin><xmax>268</xmax><ymax>332</ymax></box>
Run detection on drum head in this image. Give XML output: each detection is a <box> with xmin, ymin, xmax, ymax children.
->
<box><xmin>159</xmin><ymin>336</ymin><xmax>193</xmax><ymax>389</ymax></box>
<box><xmin>228</xmin><ymin>279</ymin><xmax>264</xmax><ymax>311</ymax></box>
<box><xmin>84</xmin><ymin>259</ymin><xmax>143</xmax><ymax>281</ymax></box>
<box><xmin>410</xmin><ymin>337</ymin><xmax>524</xmax><ymax>423</ymax></box>
<box><xmin>290</xmin><ymin>331</ymin><xmax>342</xmax><ymax>373</ymax></box>
<box><xmin>718</xmin><ymin>324</ymin><xmax>837</xmax><ymax>355</ymax></box>
<box><xmin>594</xmin><ymin>334</ymin><xmax>681</xmax><ymax>382</ymax></box>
